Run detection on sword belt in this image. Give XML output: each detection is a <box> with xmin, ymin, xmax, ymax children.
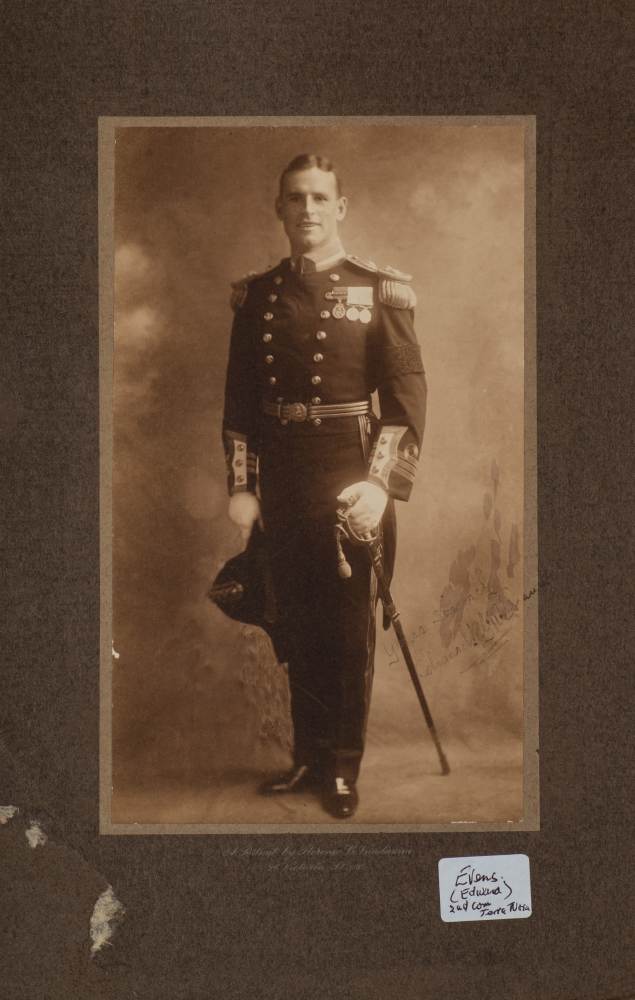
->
<box><xmin>262</xmin><ymin>399</ymin><xmax>371</xmax><ymax>424</ymax></box>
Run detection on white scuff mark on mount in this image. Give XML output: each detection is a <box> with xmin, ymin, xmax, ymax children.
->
<box><xmin>112</xmin><ymin>642</ymin><xmax>120</xmax><ymax>660</ymax></box>
<box><xmin>25</xmin><ymin>821</ymin><xmax>48</xmax><ymax>848</ymax></box>
<box><xmin>0</xmin><ymin>805</ymin><xmax>19</xmax><ymax>824</ymax></box>
<box><xmin>90</xmin><ymin>886</ymin><xmax>126</xmax><ymax>955</ymax></box>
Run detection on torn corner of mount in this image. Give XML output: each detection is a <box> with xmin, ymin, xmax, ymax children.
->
<box><xmin>90</xmin><ymin>886</ymin><xmax>126</xmax><ymax>956</ymax></box>
<box><xmin>25</xmin><ymin>821</ymin><xmax>48</xmax><ymax>848</ymax></box>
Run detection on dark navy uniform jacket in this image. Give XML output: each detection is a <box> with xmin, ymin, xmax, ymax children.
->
<box><xmin>222</xmin><ymin>253</ymin><xmax>427</xmax><ymax>504</ymax></box>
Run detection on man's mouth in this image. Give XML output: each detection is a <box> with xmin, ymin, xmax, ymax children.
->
<box><xmin>298</xmin><ymin>222</ymin><xmax>319</xmax><ymax>228</ymax></box>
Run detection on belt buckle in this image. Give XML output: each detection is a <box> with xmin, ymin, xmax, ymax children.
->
<box><xmin>286</xmin><ymin>402</ymin><xmax>308</xmax><ymax>422</ymax></box>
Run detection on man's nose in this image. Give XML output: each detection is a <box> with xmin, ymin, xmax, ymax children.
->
<box><xmin>302</xmin><ymin>195</ymin><xmax>318</xmax><ymax>213</ymax></box>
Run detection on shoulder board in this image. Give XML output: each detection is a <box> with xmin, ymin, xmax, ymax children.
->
<box><xmin>377</xmin><ymin>262</ymin><xmax>413</xmax><ymax>282</ymax></box>
<box><xmin>346</xmin><ymin>254</ymin><xmax>413</xmax><ymax>282</ymax></box>
<box><xmin>378</xmin><ymin>278</ymin><xmax>417</xmax><ymax>309</ymax></box>
<box><xmin>230</xmin><ymin>264</ymin><xmax>279</xmax><ymax>311</ymax></box>
<box><xmin>346</xmin><ymin>253</ymin><xmax>379</xmax><ymax>274</ymax></box>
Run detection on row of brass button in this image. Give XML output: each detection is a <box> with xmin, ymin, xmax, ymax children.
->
<box><xmin>263</xmin><ymin>330</ymin><xmax>326</xmax><ymax>343</ymax></box>
<box><xmin>263</xmin><ymin>275</ymin><xmax>326</xmax><ymax>397</ymax></box>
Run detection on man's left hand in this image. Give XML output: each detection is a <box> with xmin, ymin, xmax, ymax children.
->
<box><xmin>336</xmin><ymin>481</ymin><xmax>388</xmax><ymax>537</ymax></box>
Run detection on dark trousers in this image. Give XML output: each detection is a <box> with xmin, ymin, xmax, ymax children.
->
<box><xmin>259</xmin><ymin>420</ymin><xmax>376</xmax><ymax>784</ymax></box>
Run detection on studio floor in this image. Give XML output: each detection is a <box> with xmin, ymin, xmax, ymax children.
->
<box><xmin>110</xmin><ymin>737</ymin><xmax>524</xmax><ymax>829</ymax></box>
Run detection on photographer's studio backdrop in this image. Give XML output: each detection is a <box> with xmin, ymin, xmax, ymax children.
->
<box><xmin>109</xmin><ymin>122</ymin><xmax>529</xmax><ymax>826</ymax></box>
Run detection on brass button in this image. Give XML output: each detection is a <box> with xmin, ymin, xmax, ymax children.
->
<box><xmin>268</xmin><ymin>294</ymin><xmax>278</xmax><ymax>303</ymax></box>
<box><xmin>312</xmin><ymin>417</ymin><xmax>322</xmax><ymax>427</ymax></box>
<box><xmin>316</xmin><ymin>330</ymin><xmax>327</xmax><ymax>340</ymax></box>
<box><xmin>280</xmin><ymin>419</ymin><xmax>289</xmax><ymax>426</ymax></box>
<box><xmin>311</xmin><ymin>396</ymin><xmax>321</xmax><ymax>405</ymax></box>
<box><xmin>264</xmin><ymin>312</ymin><xmax>274</xmax><ymax>321</ymax></box>
<box><xmin>262</xmin><ymin>333</ymin><xmax>272</xmax><ymax>342</ymax></box>
<box><xmin>320</xmin><ymin>310</ymin><xmax>330</xmax><ymax>319</ymax></box>
<box><xmin>269</xmin><ymin>376</ymin><xmax>277</xmax><ymax>385</ymax></box>
<box><xmin>313</xmin><ymin>353</ymin><xmax>324</xmax><ymax>363</ymax></box>
<box><xmin>274</xmin><ymin>276</ymin><xmax>283</xmax><ymax>285</ymax></box>
<box><xmin>276</xmin><ymin>396</ymin><xmax>284</xmax><ymax>403</ymax></box>
<box><xmin>311</xmin><ymin>375</ymin><xmax>322</xmax><ymax>385</ymax></box>
<box><xmin>329</xmin><ymin>273</ymin><xmax>340</xmax><ymax>281</ymax></box>
<box><xmin>265</xmin><ymin>355</ymin><xmax>275</xmax><ymax>364</ymax></box>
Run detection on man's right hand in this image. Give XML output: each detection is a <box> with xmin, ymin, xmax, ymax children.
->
<box><xmin>228</xmin><ymin>492</ymin><xmax>262</xmax><ymax>541</ymax></box>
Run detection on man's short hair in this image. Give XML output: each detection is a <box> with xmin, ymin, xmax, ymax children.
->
<box><xmin>278</xmin><ymin>154</ymin><xmax>342</xmax><ymax>198</ymax></box>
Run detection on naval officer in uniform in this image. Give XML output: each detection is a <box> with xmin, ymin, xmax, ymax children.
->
<box><xmin>222</xmin><ymin>154</ymin><xmax>427</xmax><ymax>818</ymax></box>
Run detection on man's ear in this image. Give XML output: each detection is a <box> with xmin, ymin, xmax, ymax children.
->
<box><xmin>336</xmin><ymin>196</ymin><xmax>348</xmax><ymax>221</ymax></box>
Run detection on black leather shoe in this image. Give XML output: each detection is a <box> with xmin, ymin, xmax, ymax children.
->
<box><xmin>258</xmin><ymin>765</ymin><xmax>320</xmax><ymax>795</ymax></box>
<box><xmin>322</xmin><ymin>777</ymin><xmax>359</xmax><ymax>818</ymax></box>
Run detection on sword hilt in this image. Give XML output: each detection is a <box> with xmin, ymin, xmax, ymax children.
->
<box><xmin>334</xmin><ymin>506</ymin><xmax>381</xmax><ymax>580</ymax></box>
<box><xmin>335</xmin><ymin>505</ymin><xmax>380</xmax><ymax>546</ymax></box>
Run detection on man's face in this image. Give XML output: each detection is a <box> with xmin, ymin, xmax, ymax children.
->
<box><xmin>276</xmin><ymin>167</ymin><xmax>348</xmax><ymax>254</ymax></box>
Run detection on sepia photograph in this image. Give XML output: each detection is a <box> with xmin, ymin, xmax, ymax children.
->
<box><xmin>6</xmin><ymin>0</ymin><xmax>634</xmax><ymax>991</ymax></box>
<box><xmin>100</xmin><ymin>116</ymin><xmax>537</xmax><ymax>831</ymax></box>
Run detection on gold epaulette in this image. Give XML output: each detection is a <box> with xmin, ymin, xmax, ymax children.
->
<box><xmin>230</xmin><ymin>264</ymin><xmax>278</xmax><ymax>311</ymax></box>
<box><xmin>346</xmin><ymin>255</ymin><xmax>415</xmax><ymax>308</ymax></box>
<box><xmin>378</xmin><ymin>278</ymin><xmax>417</xmax><ymax>309</ymax></box>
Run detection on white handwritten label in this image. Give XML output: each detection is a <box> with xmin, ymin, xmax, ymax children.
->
<box><xmin>438</xmin><ymin>854</ymin><xmax>532</xmax><ymax>922</ymax></box>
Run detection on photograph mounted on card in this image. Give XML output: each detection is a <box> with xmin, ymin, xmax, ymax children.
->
<box><xmin>99</xmin><ymin>115</ymin><xmax>537</xmax><ymax>834</ymax></box>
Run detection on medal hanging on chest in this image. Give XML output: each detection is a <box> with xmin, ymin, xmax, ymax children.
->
<box><xmin>325</xmin><ymin>286</ymin><xmax>373</xmax><ymax>323</ymax></box>
<box><xmin>345</xmin><ymin>286</ymin><xmax>373</xmax><ymax>324</ymax></box>
<box><xmin>325</xmin><ymin>286</ymin><xmax>348</xmax><ymax>319</ymax></box>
